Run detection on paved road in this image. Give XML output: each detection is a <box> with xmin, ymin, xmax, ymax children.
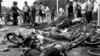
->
<box><xmin>0</xmin><ymin>18</ymin><xmax>96</xmax><ymax>56</ymax></box>
<box><xmin>0</xmin><ymin>26</ymin><xmax>96</xmax><ymax>56</ymax></box>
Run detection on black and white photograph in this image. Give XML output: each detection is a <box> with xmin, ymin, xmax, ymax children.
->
<box><xmin>0</xmin><ymin>0</ymin><xmax>99</xmax><ymax>56</ymax></box>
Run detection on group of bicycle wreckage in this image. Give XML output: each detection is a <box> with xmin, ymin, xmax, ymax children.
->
<box><xmin>4</xmin><ymin>17</ymin><xmax>100</xmax><ymax>56</ymax></box>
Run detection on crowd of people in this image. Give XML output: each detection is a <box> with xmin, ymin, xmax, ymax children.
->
<box><xmin>10</xmin><ymin>0</ymin><xmax>98</xmax><ymax>26</ymax></box>
<box><xmin>64</xmin><ymin>0</ymin><xmax>98</xmax><ymax>23</ymax></box>
<box><xmin>2</xmin><ymin>0</ymin><xmax>99</xmax><ymax>56</ymax></box>
<box><xmin>10</xmin><ymin>1</ymin><xmax>53</xmax><ymax>26</ymax></box>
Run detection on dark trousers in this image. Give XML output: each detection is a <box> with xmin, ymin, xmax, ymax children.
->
<box><xmin>82</xmin><ymin>13</ymin><xmax>87</xmax><ymax>22</ymax></box>
<box><xmin>13</xmin><ymin>13</ymin><xmax>18</xmax><ymax>25</ymax></box>
<box><xmin>51</xmin><ymin>14</ymin><xmax>54</xmax><ymax>21</ymax></box>
<box><xmin>68</xmin><ymin>13</ymin><xmax>73</xmax><ymax>19</ymax></box>
<box><xmin>82</xmin><ymin>13</ymin><xmax>86</xmax><ymax>18</ymax></box>
<box><xmin>77</xmin><ymin>11</ymin><xmax>82</xmax><ymax>18</ymax></box>
<box><xmin>92</xmin><ymin>12</ymin><xmax>97</xmax><ymax>20</ymax></box>
<box><xmin>87</xmin><ymin>11</ymin><xmax>92</xmax><ymax>23</ymax></box>
<box><xmin>31</xmin><ymin>12</ymin><xmax>36</xmax><ymax>25</ymax></box>
<box><xmin>24</xmin><ymin>12</ymin><xmax>30</xmax><ymax>24</ymax></box>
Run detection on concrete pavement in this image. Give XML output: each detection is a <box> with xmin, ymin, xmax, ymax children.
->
<box><xmin>0</xmin><ymin>26</ymin><xmax>95</xmax><ymax>56</ymax></box>
<box><xmin>0</xmin><ymin>17</ymin><xmax>96</xmax><ymax>56</ymax></box>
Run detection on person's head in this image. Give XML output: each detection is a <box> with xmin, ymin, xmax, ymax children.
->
<box><xmin>84</xmin><ymin>0</ymin><xmax>88</xmax><ymax>2</ymax></box>
<box><xmin>81</xmin><ymin>0</ymin><xmax>85</xmax><ymax>3</ymax></box>
<box><xmin>39</xmin><ymin>2</ymin><xmax>43</xmax><ymax>5</ymax></box>
<box><xmin>89</xmin><ymin>0</ymin><xmax>93</xmax><ymax>2</ymax></box>
<box><xmin>33</xmin><ymin>2</ymin><xmax>36</xmax><ymax>5</ymax></box>
<box><xmin>25</xmin><ymin>49</ymin><xmax>41</xmax><ymax>56</ymax></box>
<box><xmin>43</xmin><ymin>47</ymin><xmax>62</xmax><ymax>56</ymax></box>
<box><xmin>31</xmin><ymin>32</ymin><xmax>37</xmax><ymax>38</ymax></box>
<box><xmin>13</xmin><ymin>1</ymin><xmax>17</xmax><ymax>6</ymax></box>
<box><xmin>45</xmin><ymin>4</ymin><xmax>48</xmax><ymax>6</ymax></box>
<box><xmin>69</xmin><ymin>1</ymin><xmax>73</xmax><ymax>5</ymax></box>
<box><xmin>33</xmin><ymin>2</ymin><xmax>37</xmax><ymax>5</ymax></box>
<box><xmin>91</xmin><ymin>0</ymin><xmax>95</xmax><ymax>3</ymax></box>
<box><xmin>24</xmin><ymin>1</ymin><xmax>28</xmax><ymax>5</ymax></box>
<box><xmin>77</xmin><ymin>0</ymin><xmax>81</xmax><ymax>3</ymax></box>
<box><xmin>74</xmin><ymin>0</ymin><xmax>78</xmax><ymax>2</ymax></box>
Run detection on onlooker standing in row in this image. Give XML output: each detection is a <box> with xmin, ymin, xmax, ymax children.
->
<box><xmin>80</xmin><ymin>0</ymin><xmax>88</xmax><ymax>19</ymax></box>
<box><xmin>59</xmin><ymin>7</ymin><xmax>64</xmax><ymax>17</ymax></box>
<box><xmin>77</xmin><ymin>0</ymin><xmax>82</xmax><ymax>18</ymax></box>
<box><xmin>87</xmin><ymin>0</ymin><xmax>94</xmax><ymax>23</ymax></box>
<box><xmin>31</xmin><ymin>2</ymin><xmax>36</xmax><ymax>26</ymax></box>
<box><xmin>38</xmin><ymin>2</ymin><xmax>45</xmax><ymax>23</ymax></box>
<box><xmin>45</xmin><ymin>5</ymin><xmax>50</xmax><ymax>23</ymax></box>
<box><xmin>73</xmin><ymin>0</ymin><xmax>77</xmax><ymax>18</ymax></box>
<box><xmin>11</xmin><ymin>1</ymin><xmax>20</xmax><ymax>25</ymax></box>
<box><xmin>92</xmin><ymin>0</ymin><xmax>98</xmax><ymax>20</ymax></box>
<box><xmin>23</xmin><ymin>1</ymin><xmax>30</xmax><ymax>25</ymax></box>
<box><xmin>65</xmin><ymin>3</ymin><xmax>69</xmax><ymax>19</ymax></box>
<box><xmin>68</xmin><ymin>2</ymin><xmax>73</xmax><ymax>19</ymax></box>
<box><xmin>51</xmin><ymin>6</ymin><xmax>55</xmax><ymax>21</ymax></box>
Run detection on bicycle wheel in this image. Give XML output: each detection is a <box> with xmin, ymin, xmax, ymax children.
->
<box><xmin>5</xmin><ymin>33</ymin><xmax>24</xmax><ymax>45</ymax></box>
<box><xmin>4</xmin><ymin>14</ymin><xmax>13</xmax><ymax>25</ymax></box>
<box><xmin>88</xmin><ymin>48</ymin><xmax>100</xmax><ymax>56</ymax></box>
<box><xmin>71</xmin><ymin>33</ymin><xmax>91</xmax><ymax>48</ymax></box>
<box><xmin>84</xmin><ymin>32</ymin><xmax>100</xmax><ymax>45</ymax></box>
<box><xmin>84</xmin><ymin>36</ymin><xmax>100</xmax><ymax>45</ymax></box>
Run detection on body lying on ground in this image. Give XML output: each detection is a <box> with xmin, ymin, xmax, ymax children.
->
<box><xmin>57</xmin><ymin>17</ymin><xmax>86</xmax><ymax>29</ymax></box>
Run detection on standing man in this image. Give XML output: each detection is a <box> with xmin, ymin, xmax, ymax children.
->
<box><xmin>73</xmin><ymin>0</ymin><xmax>77</xmax><ymax>18</ymax></box>
<box><xmin>23</xmin><ymin>1</ymin><xmax>30</xmax><ymax>25</ymax></box>
<box><xmin>45</xmin><ymin>5</ymin><xmax>50</xmax><ymax>23</ymax></box>
<box><xmin>59</xmin><ymin>7</ymin><xmax>64</xmax><ymax>17</ymax></box>
<box><xmin>11</xmin><ymin>1</ymin><xmax>20</xmax><ymax>25</ymax></box>
<box><xmin>31</xmin><ymin>2</ymin><xmax>36</xmax><ymax>26</ymax></box>
<box><xmin>81</xmin><ymin>0</ymin><xmax>88</xmax><ymax>19</ymax></box>
<box><xmin>51</xmin><ymin>6</ymin><xmax>55</xmax><ymax>22</ymax></box>
<box><xmin>92</xmin><ymin>0</ymin><xmax>98</xmax><ymax>21</ymax></box>
<box><xmin>65</xmin><ymin>3</ymin><xmax>69</xmax><ymax>19</ymax></box>
<box><xmin>68</xmin><ymin>1</ymin><xmax>73</xmax><ymax>19</ymax></box>
<box><xmin>77</xmin><ymin>0</ymin><xmax>82</xmax><ymax>18</ymax></box>
<box><xmin>87</xmin><ymin>0</ymin><xmax>94</xmax><ymax>23</ymax></box>
<box><xmin>38</xmin><ymin>2</ymin><xmax>45</xmax><ymax>23</ymax></box>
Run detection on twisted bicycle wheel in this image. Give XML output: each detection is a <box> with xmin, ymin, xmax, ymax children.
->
<box><xmin>88</xmin><ymin>48</ymin><xmax>100</xmax><ymax>56</ymax></box>
<box><xmin>5</xmin><ymin>33</ymin><xmax>24</xmax><ymax>45</ymax></box>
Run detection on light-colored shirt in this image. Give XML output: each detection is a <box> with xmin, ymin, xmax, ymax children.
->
<box><xmin>41</xmin><ymin>5</ymin><xmax>45</xmax><ymax>14</ymax></box>
<box><xmin>23</xmin><ymin>5</ymin><xmax>29</xmax><ymax>12</ymax></box>
<box><xmin>59</xmin><ymin>8</ymin><xmax>64</xmax><ymax>13</ymax></box>
<box><xmin>36</xmin><ymin>34</ymin><xmax>44</xmax><ymax>44</ymax></box>
<box><xmin>73</xmin><ymin>1</ymin><xmax>77</xmax><ymax>13</ymax></box>
<box><xmin>45</xmin><ymin>6</ymin><xmax>49</xmax><ymax>12</ymax></box>
<box><xmin>81</xmin><ymin>2</ymin><xmax>88</xmax><ymax>13</ymax></box>
<box><xmin>87</xmin><ymin>2</ymin><xmax>94</xmax><ymax>11</ymax></box>
<box><xmin>93</xmin><ymin>2</ymin><xmax>98</xmax><ymax>12</ymax></box>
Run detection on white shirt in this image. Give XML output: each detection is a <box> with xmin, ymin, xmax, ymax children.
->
<box><xmin>72</xmin><ymin>18</ymin><xmax>81</xmax><ymax>22</ymax></box>
<box><xmin>15</xmin><ymin>28</ymin><xmax>36</xmax><ymax>36</ymax></box>
<box><xmin>36</xmin><ymin>34</ymin><xmax>44</xmax><ymax>44</ymax></box>
<box><xmin>41</xmin><ymin>5</ymin><xmax>45</xmax><ymax>14</ymax></box>
<box><xmin>93</xmin><ymin>2</ymin><xmax>98</xmax><ymax>12</ymax></box>
<box><xmin>80</xmin><ymin>2</ymin><xmax>88</xmax><ymax>13</ymax></box>
<box><xmin>23</xmin><ymin>5</ymin><xmax>29</xmax><ymax>12</ymax></box>
<box><xmin>45</xmin><ymin>6</ymin><xmax>49</xmax><ymax>12</ymax></box>
<box><xmin>70</xmin><ymin>0</ymin><xmax>73</xmax><ymax>2</ymax></box>
<box><xmin>73</xmin><ymin>1</ymin><xmax>77</xmax><ymax>8</ymax></box>
<box><xmin>59</xmin><ymin>8</ymin><xmax>64</xmax><ymax>13</ymax></box>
